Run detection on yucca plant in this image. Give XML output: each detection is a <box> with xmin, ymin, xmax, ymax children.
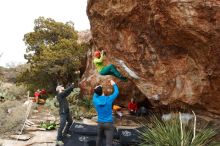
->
<box><xmin>138</xmin><ymin>113</ymin><xmax>219</xmax><ymax>146</ymax></box>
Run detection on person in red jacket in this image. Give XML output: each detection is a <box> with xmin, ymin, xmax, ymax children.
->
<box><xmin>128</xmin><ymin>98</ymin><xmax>137</xmax><ymax>115</ymax></box>
<box><xmin>34</xmin><ymin>89</ymin><xmax>40</xmax><ymax>102</ymax></box>
<box><xmin>34</xmin><ymin>89</ymin><xmax>46</xmax><ymax>104</ymax></box>
<box><xmin>40</xmin><ymin>89</ymin><xmax>46</xmax><ymax>95</ymax></box>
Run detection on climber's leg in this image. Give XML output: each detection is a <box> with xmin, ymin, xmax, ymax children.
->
<box><xmin>100</xmin><ymin>64</ymin><xmax>127</xmax><ymax>81</ymax></box>
<box><xmin>100</xmin><ymin>64</ymin><xmax>120</xmax><ymax>77</ymax></box>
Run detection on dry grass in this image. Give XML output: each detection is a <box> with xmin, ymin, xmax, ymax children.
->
<box><xmin>0</xmin><ymin>81</ymin><xmax>27</xmax><ymax>100</ymax></box>
<box><xmin>0</xmin><ymin>100</ymin><xmax>26</xmax><ymax>138</ymax></box>
<box><xmin>6</xmin><ymin>84</ymin><xmax>27</xmax><ymax>100</ymax></box>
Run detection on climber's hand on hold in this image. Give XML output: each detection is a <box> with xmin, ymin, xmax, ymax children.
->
<box><xmin>101</xmin><ymin>50</ymin><xmax>106</xmax><ymax>56</ymax></box>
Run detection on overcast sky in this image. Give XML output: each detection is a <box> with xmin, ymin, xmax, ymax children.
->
<box><xmin>0</xmin><ymin>0</ymin><xmax>90</xmax><ymax>67</ymax></box>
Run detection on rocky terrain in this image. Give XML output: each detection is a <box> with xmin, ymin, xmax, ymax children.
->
<box><xmin>0</xmin><ymin>102</ymin><xmax>57</xmax><ymax>146</ymax></box>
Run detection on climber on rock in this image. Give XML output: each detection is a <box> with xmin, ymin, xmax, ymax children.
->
<box><xmin>93</xmin><ymin>50</ymin><xmax>127</xmax><ymax>81</ymax></box>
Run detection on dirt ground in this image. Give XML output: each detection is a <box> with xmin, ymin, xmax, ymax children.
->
<box><xmin>0</xmin><ymin>103</ymin><xmax>57</xmax><ymax>146</ymax></box>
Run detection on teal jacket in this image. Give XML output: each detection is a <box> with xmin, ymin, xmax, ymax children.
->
<box><xmin>93</xmin><ymin>84</ymin><xmax>119</xmax><ymax>122</ymax></box>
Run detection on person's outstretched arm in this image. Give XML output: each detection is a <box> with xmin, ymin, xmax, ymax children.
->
<box><xmin>92</xmin><ymin>86</ymin><xmax>99</xmax><ymax>106</ymax></box>
<box><xmin>108</xmin><ymin>80</ymin><xmax>119</xmax><ymax>102</ymax></box>
<box><xmin>58</xmin><ymin>83</ymin><xmax>74</xmax><ymax>98</ymax></box>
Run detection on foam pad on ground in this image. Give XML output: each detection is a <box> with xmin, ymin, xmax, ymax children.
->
<box><xmin>87</xmin><ymin>139</ymin><xmax>121</xmax><ymax>146</ymax></box>
<box><xmin>70</xmin><ymin>122</ymin><xmax>119</xmax><ymax>138</ymax></box>
<box><xmin>118</xmin><ymin>128</ymin><xmax>140</xmax><ymax>145</ymax></box>
<box><xmin>64</xmin><ymin>133</ymin><xmax>121</xmax><ymax>146</ymax></box>
<box><xmin>70</xmin><ymin>123</ymin><xmax>97</xmax><ymax>136</ymax></box>
<box><xmin>64</xmin><ymin>133</ymin><xmax>96</xmax><ymax>146</ymax></box>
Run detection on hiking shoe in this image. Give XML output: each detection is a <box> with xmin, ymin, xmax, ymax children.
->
<box><xmin>64</xmin><ymin>133</ymin><xmax>71</xmax><ymax>138</ymax></box>
<box><xmin>56</xmin><ymin>140</ymin><xmax>64</xmax><ymax>146</ymax></box>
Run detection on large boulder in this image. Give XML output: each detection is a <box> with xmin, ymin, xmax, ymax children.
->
<box><xmin>80</xmin><ymin>49</ymin><xmax>147</xmax><ymax>106</ymax></box>
<box><xmin>82</xmin><ymin>0</ymin><xmax>220</xmax><ymax>114</ymax></box>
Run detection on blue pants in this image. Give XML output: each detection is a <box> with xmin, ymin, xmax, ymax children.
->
<box><xmin>57</xmin><ymin>113</ymin><xmax>73</xmax><ymax>141</ymax></box>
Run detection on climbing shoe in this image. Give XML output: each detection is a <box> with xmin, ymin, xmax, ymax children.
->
<box><xmin>56</xmin><ymin>140</ymin><xmax>64</xmax><ymax>146</ymax></box>
<box><xmin>120</xmin><ymin>76</ymin><xmax>128</xmax><ymax>82</ymax></box>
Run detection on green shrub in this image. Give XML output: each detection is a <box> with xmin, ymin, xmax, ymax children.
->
<box><xmin>0</xmin><ymin>81</ymin><xmax>27</xmax><ymax>100</ymax></box>
<box><xmin>0</xmin><ymin>101</ymin><xmax>26</xmax><ymax>137</ymax></box>
<box><xmin>44</xmin><ymin>88</ymin><xmax>81</xmax><ymax>118</ymax></box>
<box><xmin>46</xmin><ymin>88</ymin><xmax>96</xmax><ymax>120</ymax></box>
<box><xmin>44</xmin><ymin>96</ymin><xmax>59</xmax><ymax>116</ymax></box>
<box><xmin>6</xmin><ymin>84</ymin><xmax>27</xmax><ymax>99</ymax></box>
<box><xmin>138</xmin><ymin>114</ymin><xmax>219</xmax><ymax>146</ymax></box>
<box><xmin>0</xmin><ymin>87</ymin><xmax>16</xmax><ymax>100</ymax></box>
<box><xmin>80</xmin><ymin>96</ymin><xmax>93</xmax><ymax>110</ymax></box>
<box><xmin>68</xmin><ymin>88</ymin><xmax>81</xmax><ymax>105</ymax></box>
<box><xmin>68</xmin><ymin>88</ymin><xmax>81</xmax><ymax>119</ymax></box>
<box><xmin>40</xmin><ymin>121</ymin><xmax>56</xmax><ymax>130</ymax></box>
<box><xmin>68</xmin><ymin>88</ymin><xmax>96</xmax><ymax>120</ymax></box>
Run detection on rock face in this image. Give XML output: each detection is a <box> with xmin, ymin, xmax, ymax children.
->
<box><xmin>80</xmin><ymin>49</ymin><xmax>147</xmax><ymax>106</ymax></box>
<box><xmin>83</xmin><ymin>0</ymin><xmax>220</xmax><ymax>114</ymax></box>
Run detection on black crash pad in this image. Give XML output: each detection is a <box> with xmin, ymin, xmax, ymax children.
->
<box><xmin>118</xmin><ymin>128</ymin><xmax>140</xmax><ymax>145</ymax></box>
<box><xmin>64</xmin><ymin>133</ymin><xmax>121</xmax><ymax>146</ymax></box>
<box><xmin>64</xmin><ymin>133</ymin><xmax>96</xmax><ymax>146</ymax></box>
<box><xmin>70</xmin><ymin>123</ymin><xmax>98</xmax><ymax>136</ymax></box>
<box><xmin>70</xmin><ymin>123</ymin><xmax>119</xmax><ymax>138</ymax></box>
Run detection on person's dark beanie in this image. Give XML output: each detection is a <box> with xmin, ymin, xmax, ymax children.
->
<box><xmin>94</xmin><ymin>86</ymin><xmax>102</xmax><ymax>96</ymax></box>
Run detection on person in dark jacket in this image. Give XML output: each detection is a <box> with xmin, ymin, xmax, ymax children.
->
<box><xmin>93</xmin><ymin>80</ymin><xmax>119</xmax><ymax>146</ymax></box>
<box><xmin>56</xmin><ymin>83</ymin><xmax>74</xmax><ymax>145</ymax></box>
